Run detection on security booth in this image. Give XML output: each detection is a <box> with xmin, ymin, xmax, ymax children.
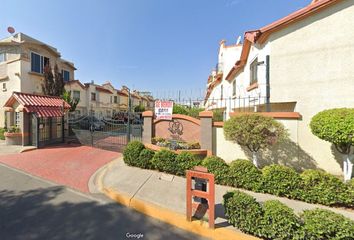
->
<box><xmin>186</xmin><ymin>166</ymin><xmax>215</xmax><ymax>229</ymax></box>
<box><xmin>3</xmin><ymin>92</ymin><xmax>70</xmax><ymax>147</ymax></box>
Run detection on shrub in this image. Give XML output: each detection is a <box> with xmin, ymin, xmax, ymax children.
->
<box><xmin>261</xmin><ymin>165</ymin><xmax>302</xmax><ymax>198</ymax></box>
<box><xmin>123</xmin><ymin>141</ymin><xmax>145</xmax><ymax>167</ymax></box>
<box><xmin>300</xmin><ymin>209</ymin><xmax>354</xmax><ymax>240</ymax></box>
<box><xmin>212</xmin><ymin>109</ymin><xmax>224</xmax><ymax>121</ymax></box>
<box><xmin>175</xmin><ymin>152</ymin><xmax>202</xmax><ymax>176</ymax></box>
<box><xmin>137</xmin><ymin>149</ymin><xmax>155</xmax><ymax>169</ymax></box>
<box><xmin>229</xmin><ymin>159</ymin><xmax>262</xmax><ymax>191</ymax></box>
<box><xmin>186</xmin><ymin>142</ymin><xmax>201</xmax><ymax>149</ymax></box>
<box><xmin>261</xmin><ymin>200</ymin><xmax>302</xmax><ymax>240</ymax></box>
<box><xmin>173</xmin><ymin>104</ymin><xmax>189</xmax><ymax>115</ymax></box>
<box><xmin>202</xmin><ymin>156</ymin><xmax>230</xmax><ymax>185</ymax></box>
<box><xmin>223</xmin><ymin>191</ymin><xmax>263</xmax><ymax>236</ymax></box>
<box><xmin>151</xmin><ymin>149</ymin><xmax>178</xmax><ymax>174</ymax></box>
<box><xmin>0</xmin><ymin>128</ymin><xmax>5</xmax><ymax>140</ymax></box>
<box><xmin>343</xmin><ymin>179</ymin><xmax>354</xmax><ymax>208</ymax></box>
<box><xmin>224</xmin><ymin>114</ymin><xmax>288</xmax><ymax>168</ymax></box>
<box><xmin>151</xmin><ymin>137</ymin><xmax>165</xmax><ymax>145</ymax></box>
<box><xmin>300</xmin><ymin>169</ymin><xmax>347</xmax><ymax>206</ymax></box>
<box><xmin>187</xmin><ymin>107</ymin><xmax>204</xmax><ymax>119</ymax></box>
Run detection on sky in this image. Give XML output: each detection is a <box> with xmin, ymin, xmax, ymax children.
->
<box><xmin>1</xmin><ymin>0</ymin><xmax>310</xmax><ymax>99</ymax></box>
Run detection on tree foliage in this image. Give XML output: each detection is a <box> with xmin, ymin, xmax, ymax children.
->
<box><xmin>223</xmin><ymin>114</ymin><xmax>288</xmax><ymax>152</ymax></box>
<box><xmin>42</xmin><ymin>64</ymin><xmax>65</xmax><ymax>96</ymax></box>
<box><xmin>62</xmin><ymin>90</ymin><xmax>79</xmax><ymax>112</ymax></box>
<box><xmin>310</xmin><ymin>108</ymin><xmax>354</xmax><ymax>154</ymax></box>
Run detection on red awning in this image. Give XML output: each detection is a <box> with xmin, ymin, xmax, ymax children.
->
<box><xmin>25</xmin><ymin>106</ymin><xmax>65</xmax><ymax>118</ymax></box>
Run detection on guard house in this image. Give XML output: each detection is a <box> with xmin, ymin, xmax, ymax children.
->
<box><xmin>3</xmin><ymin>92</ymin><xmax>70</xmax><ymax>147</ymax></box>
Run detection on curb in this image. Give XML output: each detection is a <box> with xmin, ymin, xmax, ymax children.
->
<box><xmin>102</xmin><ymin>186</ymin><xmax>260</xmax><ymax>240</ymax></box>
<box><xmin>20</xmin><ymin>147</ymin><xmax>37</xmax><ymax>153</ymax></box>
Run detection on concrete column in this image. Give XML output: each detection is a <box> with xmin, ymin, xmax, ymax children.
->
<box><xmin>142</xmin><ymin>111</ymin><xmax>154</xmax><ymax>144</ymax></box>
<box><xmin>21</xmin><ymin>112</ymin><xmax>30</xmax><ymax>146</ymax></box>
<box><xmin>6</xmin><ymin>111</ymin><xmax>14</xmax><ymax>128</ymax></box>
<box><xmin>199</xmin><ymin>111</ymin><xmax>213</xmax><ymax>155</ymax></box>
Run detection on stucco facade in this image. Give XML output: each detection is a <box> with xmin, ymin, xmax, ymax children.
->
<box><xmin>0</xmin><ymin>33</ymin><xmax>75</xmax><ymax>127</ymax></box>
<box><xmin>205</xmin><ymin>0</ymin><xmax>354</xmax><ymax>175</ymax></box>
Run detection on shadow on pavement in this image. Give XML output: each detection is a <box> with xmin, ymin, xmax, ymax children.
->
<box><xmin>0</xmin><ymin>186</ymin><xmax>205</xmax><ymax>240</ymax></box>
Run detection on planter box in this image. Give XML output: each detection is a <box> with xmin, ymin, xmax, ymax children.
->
<box><xmin>4</xmin><ymin>132</ymin><xmax>23</xmax><ymax>146</ymax></box>
<box><xmin>144</xmin><ymin>143</ymin><xmax>210</xmax><ymax>158</ymax></box>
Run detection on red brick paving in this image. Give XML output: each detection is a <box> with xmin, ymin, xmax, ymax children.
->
<box><xmin>0</xmin><ymin>144</ymin><xmax>121</xmax><ymax>192</ymax></box>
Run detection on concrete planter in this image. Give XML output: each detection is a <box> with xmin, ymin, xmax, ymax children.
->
<box><xmin>4</xmin><ymin>132</ymin><xmax>23</xmax><ymax>146</ymax></box>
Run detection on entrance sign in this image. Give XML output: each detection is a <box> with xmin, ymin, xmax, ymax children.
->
<box><xmin>155</xmin><ymin>100</ymin><xmax>173</xmax><ymax>120</ymax></box>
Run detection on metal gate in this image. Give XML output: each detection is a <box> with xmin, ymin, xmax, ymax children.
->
<box><xmin>68</xmin><ymin>112</ymin><xmax>143</xmax><ymax>152</ymax></box>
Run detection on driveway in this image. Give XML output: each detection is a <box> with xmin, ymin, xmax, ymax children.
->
<box><xmin>0</xmin><ymin>144</ymin><xmax>121</xmax><ymax>192</ymax></box>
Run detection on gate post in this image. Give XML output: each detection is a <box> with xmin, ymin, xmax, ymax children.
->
<box><xmin>199</xmin><ymin>111</ymin><xmax>213</xmax><ymax>155</ymax></box>
<box><xmin>142</xmin><ymin>111</ymin><xmax>154</xmax><ymax>144</ymax></box>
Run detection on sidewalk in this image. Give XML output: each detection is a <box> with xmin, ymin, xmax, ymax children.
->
<box><xmin>0</xmin><ymin>140</ymin><xmax>36</xmax><ymax>155</ymax></box>
<box><xmin>100</xmin><ymin>159</ymin><xmax>354</xmax><ymax>239</ymax></box>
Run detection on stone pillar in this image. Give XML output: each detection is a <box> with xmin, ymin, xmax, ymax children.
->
<box><xmin>142</xmin><ymin>111</ymin><xmax>154</xmax><ymax>144</ymax></box>
<box><xmin>199</xmin><ymin>111</ymin><xmax>213</xmax><ymax>155</ymax></box>
<box><xmin>21</xmin><ymin>111</ymin><xmax>30</xmax><ymax>146</ymax></box>
<box><xmin>6</xmin><ymin>111</ymin><xmax>14</xmax><ymax>128</ymax></box>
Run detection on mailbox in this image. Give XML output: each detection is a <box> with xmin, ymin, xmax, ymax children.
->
<box><xmin>186</xmin><ymin>166</ymin><xmax>215</xmax><ymax>229</ymax></box>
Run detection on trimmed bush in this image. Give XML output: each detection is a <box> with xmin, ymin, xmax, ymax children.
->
<box><xmin>261</xmin><ymin>165</ymin><xmax>302</xmax><ymax>198</ymax></box>
<box><xmin>343</xmin><ymin>179</ymin><xmax>354</xmax><ymax>208</ymax></box>
<box><xmin>223</xmin><ymin>191</ymin><xmax>263</xmax><ymax>236</ymax></box>
<box><xmin>202</xmin><ymin>156</ymin><xmax>230</xmax><ymax>185</ymax></box>
<box><xmin>301</xmin><ymin>209</ymin><xmax>354</xmax><ymax>240</ymax></box>
<box><xmin>0</xmin><ymin>128</ymin><xmax>5</xmax><ymax>140</ymax></box>
<box><xmin>261</xmin><ymin>200</ymin><xmax>301</xmax><ymax>240</ymax></box>
<box><xmin>229</xmin><ymin>159</ymin><xmax>262</xmax><ymax>191</ymax></box>
<box><xmin>123</xmin><ymin>141</ymin><xmax>145</xmax><ymax>167</ymax></box>
<box><xmin>175</xmin><ymin>152</ymin><xmax>202</xmax><ymax>176</ymax></box>
<box><xmin>137</xmin><ymin>149</ymin><xmax>155</xmax><ymax>169</ymax></box>
<box><xmin>151</xmin><ymin>149</ymin><xmax>178</xmax><ymax>174</ymax></box>
<box><xmin>300</xmin><ymin>169</ymin><xmax>347</xmax><ymax>206</ymax></box>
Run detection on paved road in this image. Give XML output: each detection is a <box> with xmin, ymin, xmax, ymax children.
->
<box><xmin>0</xmin><ymin>164</ymin><xmax>208</xmax><ymax>240</ymax></box>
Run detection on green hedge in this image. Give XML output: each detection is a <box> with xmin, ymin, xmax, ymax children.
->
<box><xmin>229</xmin><ymin>159</ymin><xmax>261</xmax><ymax>191</ymax></box>
<box><xmin>202</xmin><ymin>156</ymin><xmax>230</xmax><ymax>185</ymax></box>
<box><xmin>300</xmin><ymin>209</ymin><xmax>354</xmax><ymax>240</ymax></box>
<box><xmin>123</xmin><ymin>141</ymin><xmax>145</xmax><ymax>167</ymax></box>
<box><xmin>299</xmin><ymin>169</ymin><xmax>348</xmax><ymax>206</ymax></box>
<box><xmin>224</xmin><ymin>190</ymin><xmax>354</xmax><ymax>240</ymax></box>
<box><xmin>261</xmin><ymin>164</ymin><xmax>302</xmax><ymax>198</ymax></box>
<box><xmin>175</xmin><ymin>152</ymin><xmax>202</xmax><ymax>176</ymax></box>
<box><xmin>0</xmin><ymin>128</ymin><xmax>5</xmax><ymax>140</ymax></box>
<box><xmin>151</xmin><ymin>149</ymin><xmax>178</xmax><ymax>174</ymax></box>
<box><xmin>138</xmin><ymin>149</ymin><xmax>155</xmax><ymax>169</ymax></box>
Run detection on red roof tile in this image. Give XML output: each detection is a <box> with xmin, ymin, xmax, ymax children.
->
<box><xmin>4</xmin><ymin>92</ymin><xmax>70</xmax><ymax>118</ymax></box>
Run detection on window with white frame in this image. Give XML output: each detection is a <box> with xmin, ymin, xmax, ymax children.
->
<box><xmin>114</xmin><ymin>96</ymin><xmax>118</xmax><ymax>104</ymax></box>
<box><xmin>73</xmin><ymin>91</ymin><xmax>80</xmax><ymax>101</ymax></box>
<box><xmin>31</xmin><ymin>52</ymin><xmax>49</xmax><ymax>73</ymax></box>
<box><xmin>0</xmin><ymin>52</ymin><xmax>6</xmax><ymax>63</ymax></box>
<box><xmin>15</xmin><ymin>112</ymin><xmax>20</xmax><ymax>128</ymax></box>
<box><xmin>232</xmin><ymin>80</ymin><xmax>236</xmax><ymax>96</ymax></box>
<box><xmin>250</xmin><ymin>57</ymin><xmax>258</xmax><ymax>85</ymax></box>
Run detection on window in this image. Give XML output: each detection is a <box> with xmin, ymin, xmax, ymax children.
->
<box><xmin>114</xmin><ymin>96</ymin><xmax>118</xmax><ymax>103</ymax></box>
<box><xmin>62</xmin><ymin>70</ymin><xmax>70</xmax><ymax>82</ymax></box>
<box><xmin>232</xmin><ymin>80</ymin><xmax>236</xmax><ymax>96</ymax></box>
<box><xmin>31</xmin><ymin>52</ymin><xmax>49</xmax><ymax>73</ymax></box>
<box><xmin>250</xmin><ymin>57</ymin><xmax>258</xmax><ymax>85</ymax></box>
<box><xmin>73</xmin><ymin>91</ymin><xmax>80</xmax><ymax>101</ymax></box>
<box><xmin>0</xmin><ymin>52</ymin><xmax>6</xmax><ymax>63</ymax></box>
<box><xmin>91</xmin><ymin>92</ymin><xmax>96</xmax><ymax>101</ymax></box>
<box><xmin>15</xmin><ymin>112</ymin><xmax>20</xmax><ymax>128</ymax></box>
<box><xmin>220</xmin><ymin>85</ymin><xmax>223</xmax><ymax>100</ymax></box>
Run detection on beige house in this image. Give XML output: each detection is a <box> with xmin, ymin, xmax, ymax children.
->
<box><xmin>205</xmin><ymin>0</ymin><xmax>354</xmax><ymax>175</ymax></box>
<box><xmin>0</xmin><ymin>32</ymin><xmax>76</xmax><ymax>128</ymax></box>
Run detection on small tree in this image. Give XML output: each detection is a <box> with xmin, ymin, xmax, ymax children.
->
<box><xmin>224</xmin><ymin>114</ymin><xmax>288</xmax><ymax>167</ymax></box>
<box><xmin>42</xmin><ymin>63</ymin><xmax>64</xmax><ymax>96</ymax></box>
<box><xmin>53</xmin><ymin>64</ymin><xmax>64</xmax><ymax>96</ymax></box>
<box><xmin>310</xmin><ymin>108</ymin><xmax>354</xmax><ymax>181</ymax></box>
<box><xmin>62</xmin><ymin>90</ymin><xmax>79</xmax><ymax>112</ymax></box>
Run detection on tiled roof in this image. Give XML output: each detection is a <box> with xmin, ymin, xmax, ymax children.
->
<box><xmin>4</xmin><ymin>92</ymin><xmax>70</xmax><ymax>118</ymax></box>
<box><xmin>96</xmin><ymin>86</ymin><xmax>113</xmax><ymax>94</ymax></box>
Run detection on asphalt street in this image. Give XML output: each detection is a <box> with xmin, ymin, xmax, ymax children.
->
<box><xmin>0</xmin><ymin>163</ymin><xmax>208</xmax><ymax>240</ymax></box>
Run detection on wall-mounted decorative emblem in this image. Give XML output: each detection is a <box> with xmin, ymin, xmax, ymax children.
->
<box><xmin>168</xmin><ymin>119</ymin><xmax>183</xmax><ymax>136</ymax></box>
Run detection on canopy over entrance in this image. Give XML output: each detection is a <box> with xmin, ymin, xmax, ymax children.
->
<box><xmin>4</xmin><ymin>92</ymin><xmax>71</xmax><ymax>117</ymax></box>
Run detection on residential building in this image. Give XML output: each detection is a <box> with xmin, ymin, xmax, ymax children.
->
<box><xmin>204</xmin><ymin>0</ymin><xmax>354</xmax><ymax>175</ymax></box>
<box><xmin>0</xmin><ymin>32</ymin><xmax>76</xmax><ymax>127</ymax></box>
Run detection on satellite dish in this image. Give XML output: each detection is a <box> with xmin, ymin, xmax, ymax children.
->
<box><xmin>7</xmin><ymin>26</ymin><xmax>15</xmax><ymax>34</ymax></box>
